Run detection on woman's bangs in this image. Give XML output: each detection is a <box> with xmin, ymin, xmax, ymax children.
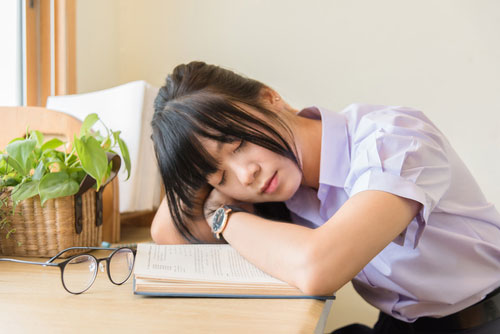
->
<box><xmin>208</xmin><ymin>101</ymin><xmax>299</xmax><ymax>166</ymax></box>
<box><xmin>153</xmin><ymin>110</ymin><xmax>217</xmax><ymax>195</ymax></box>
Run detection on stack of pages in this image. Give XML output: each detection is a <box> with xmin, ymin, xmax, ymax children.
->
<box><xmin>133</xmin><ymin>243</ymin><xmax>335</xmax><ymax>299</ymax></box>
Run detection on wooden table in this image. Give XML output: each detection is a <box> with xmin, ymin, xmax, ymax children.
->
<box><xmin>0</xmin><ymin>227</ymin><xmax>332</xmax><ymax>334</ymax></box>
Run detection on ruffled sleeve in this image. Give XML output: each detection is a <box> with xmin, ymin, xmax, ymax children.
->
<box><xmin>344</xmin><ymin>106</ymin><xmax>451</xmax><ymax>248</ymax></box>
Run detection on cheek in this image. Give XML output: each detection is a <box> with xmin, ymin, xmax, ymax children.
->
<box><xmin>215</xmin><ymin>185</ymin><xmax>248</xmax><ymax>202</ymax></box>
<box><xmin>280</xmin><ymin>166</ymin><xmax>302</xmax><ymax>200</ymax></box>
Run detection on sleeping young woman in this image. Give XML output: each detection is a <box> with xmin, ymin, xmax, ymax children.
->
<box><xmin>149</xmin><ymin>61</ymin><xmax>500</xmax><ymax>334</ymax></box>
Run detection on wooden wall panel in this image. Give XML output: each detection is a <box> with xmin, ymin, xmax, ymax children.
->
<box><xmin>24</xmin><ymin>0</ymin><xmax>76</xmax><ymax>106</ymax></box>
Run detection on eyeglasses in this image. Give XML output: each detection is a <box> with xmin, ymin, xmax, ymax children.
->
<box><xmin>0</xmin><ymin>247</ymin><xmax>136</xmax><ymax>294</ymax></box>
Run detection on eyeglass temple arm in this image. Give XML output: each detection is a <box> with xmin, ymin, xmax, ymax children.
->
<box><xmin>47</xmin><ymin>246</ymin><xmax>120</xmax><ymax>263</ymax></box>
<box><xmin>0</xmin><ymin>258</ymin><xmax>58</xmax><ymax>267</ymax></box>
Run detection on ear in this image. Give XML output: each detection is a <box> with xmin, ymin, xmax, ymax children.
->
<box><xmin>260</xmin><ymin>87</ymin><xmax>281</xmax><ymax>106</ymax></box>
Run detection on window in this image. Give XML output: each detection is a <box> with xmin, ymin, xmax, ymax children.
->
<box><xmin>25</xmin><ymin>0</ymin><xmax>76</xmax><ymax>106</ymax></box>
<box><xmin>0</xmin><ymin>0</ymin><xmax>76</xmax><ymax>107</ymax></box>
<box><xmin>0</xmin><ymin>0</ymin><xmax>22</xmax><ymax>106</ymax></box>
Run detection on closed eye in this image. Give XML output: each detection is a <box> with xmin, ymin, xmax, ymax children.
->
<box><xmin>218</xmin><ymin>171</ymin><xmax>226</xmax><ymax>186</ymax></box>
<box><xmin>234</xmin><ymin>139</ymin><xmax>245</xmax><ymax>153</ymax></box>
<box><xmin>217</xmin><ymin>140</ymin><xmax>244</xmax><ymax>186</ymax></box>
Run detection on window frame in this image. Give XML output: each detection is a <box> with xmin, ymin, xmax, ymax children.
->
<box><xmin>24</xmin><ymin>0</ymin><xmax>76</xmax><ymax>106</ymax></box>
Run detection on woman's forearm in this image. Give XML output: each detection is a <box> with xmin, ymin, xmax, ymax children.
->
<box><xmin>220</xmin><ymin>190</ymin><xmax>420</xmax><ymax>296</ymax></box>
<box><xmin>151</xmin><ymin>197</ymin><xmax>219</xmax><ymax>244</ymax></box>
<box><xmin>220</xmin><ymin>212</ymin><xmax>320</xmax><ymax>294</ymax></box>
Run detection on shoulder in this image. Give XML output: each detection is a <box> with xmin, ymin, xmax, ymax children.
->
<box><xmin>341</xmin><ymin>104</ymin><xmax>448</xmax><ymax>151</ymax></box>
<box><xmin>344</xmin><ymin>104</ymin><xmax>451</xmax><ymax>176</ymax></box>
<box><xmin>342</xmin><ymin>103</ymin><xmax>435</xmax><ymax>128</ymax></box>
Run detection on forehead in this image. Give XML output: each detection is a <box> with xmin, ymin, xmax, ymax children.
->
<box><xmin>198</xmin><ymin>136</ymin><xmax>236</xmax><ymax>167</ymax></box>
<box><xmin>199</xmin><ymin>137</ymin><xmax>223</xmax><ymax>155</ymax></box>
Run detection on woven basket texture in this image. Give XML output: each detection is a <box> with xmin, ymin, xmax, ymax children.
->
<box><xmin>0</xmin><ymin>188</ymin><xmax>102</xmax><ymax>257</ymax></box>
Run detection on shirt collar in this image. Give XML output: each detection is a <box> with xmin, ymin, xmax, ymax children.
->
<box><xmin>297</xmin><ymin>106</ymin><xmax>350</xmax><ymax>188</ymax></box>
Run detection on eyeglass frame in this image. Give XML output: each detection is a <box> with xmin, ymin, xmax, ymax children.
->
<box><xmin>0</xmin><ymin>246</ymin><xmax>136</xmax><ymax>294</ymax></box>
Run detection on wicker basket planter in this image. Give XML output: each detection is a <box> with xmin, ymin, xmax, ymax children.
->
<box><xmin>0</xmin><ymin>187</ymin><xmax>104</xmax><ymax>257</ymax></box>
<box><xmin>0</xmin><ymin>113</ymin><xmax>130</xmax><ymax>258</ymax></box>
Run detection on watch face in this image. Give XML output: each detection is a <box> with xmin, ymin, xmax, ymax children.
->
<box><xmin>212</xmin><ymin>207</ymin><xmax>225</xmax><ymax>232</ymax></box>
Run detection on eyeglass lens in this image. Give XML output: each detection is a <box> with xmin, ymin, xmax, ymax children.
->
<box><xmin>109</xmin><ymin>248</ymin><xmax>135</xmax><ymax>284</ymax></box>
<box><xmin>61</xmin><ymin>249</ymin><xmax>134</xmax><ymax>294</ymax></box>
<box><xmin>62</xmin><ymin>254</ymin><xmax>97</xmax><ymax>294</ymax></box>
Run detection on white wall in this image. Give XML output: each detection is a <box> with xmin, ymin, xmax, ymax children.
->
<box><xmin>0</xmin><ymin>0</ymin><xmax>22</xmax><ymax>106</ymax></box>
<box><xmin>76</xmin><ymin>0</ymin><xmax>500</xmax><ymax>331</ymax></box>
<box><xmin>76</xmin><ymin>0</ymin><xmax>120</xmax><ymax>94</ymax></box>
<box><xmin>77</xmin><ymin>0</ymin><xmax>500</xmax><ymax>208</ymax></box>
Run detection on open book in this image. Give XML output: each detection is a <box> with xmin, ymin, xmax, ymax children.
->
<box><xmin>133</xmin><ymin>243</ymin><xmax>334</xmax><ymax>299</ymax></box>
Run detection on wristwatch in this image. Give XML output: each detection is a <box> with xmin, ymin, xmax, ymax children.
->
<box><xmin>211</xmin><ymin>205</ymin><xmax>246</xmax><ymax>240</ymax></box>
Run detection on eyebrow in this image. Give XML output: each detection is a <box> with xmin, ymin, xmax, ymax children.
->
<box><xmin>210</xmin><ymin>141</ymin><xmax>224</xmax><ymax>184</ymax></box>
<box><xmin>216</xmin><ymin>141</ymin><xmax>224</xmax><ymax>153</ymax></box>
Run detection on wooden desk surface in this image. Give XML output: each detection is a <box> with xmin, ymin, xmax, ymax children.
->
<box><xmin>0</xmin><ymin>227</ymin><xmax>331</xmax><ymax>334</ymax></box>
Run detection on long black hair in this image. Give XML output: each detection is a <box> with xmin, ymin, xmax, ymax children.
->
<box><xmin>151</xmin><ymin>61</ymin><xmax>299</xmax><ymax>242</ymax></box>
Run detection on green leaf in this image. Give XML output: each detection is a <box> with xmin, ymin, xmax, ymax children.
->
<box><xmin>44</xmin><ymin>155</ymin><xmax>64</xmax><ymax>166</ymax></box>
<box><xmin>8</xmin><ymin>137</ymin><xmax>24</xmax><ymax>145</ymax></box>
<box><xmin>1</xmin><ymin>177</ymin><xmax>18</xmax><ymax>187</ymax></box>
<box><xmin>104</xmin><ymin>161</ymin><xmax>112</xmax><ymax>183</ymax></box>
<box><xmin>41</xmin><ymin>138</ymin><xmax>64</xmax><ymax>151</ymax></box>
<box><xmin>112</xmin><ymin>130</ymin><xmax>121</xmax><ymax>141</ymax></box>
<box><xmin>38</xmin><ymin>172</ymin><xmax>79</xmax><ymax>206</ymax></box>
<box><xmin>101</xmin><ymin>137</ymin><xmax>111</xmax><ymax>150</ymax></box>
<box><xmin>30</xmin><ymin>130</ymin><xmax>44</xmax><ymax>147</ymax></box>
<box><xmin>112</xmin><ymin>131</ymin><xmax>131</xmax><ymax>180</ymax></box>
<box><xmin>117</xmin><ymin>138</ymin><xmax>131</xmax><ymax>180</ymax></box>
<box><xmin>66</xmin><ymin>166</ymin><xmax>84</xmax><ymax>174</ymax></box>
<box><xmin>32</xmin><ymin>161</ymin><xmax>46</xmax><ymax>181</ymax></box>
<box><xmin>66</xmin><ymin>153</ymin><xmax>78</xmax><ymax>167</ymax></box>
<box><xmin>33</xmin><ymin>147</ymin><xmax>42</xmax><ymax>161</ymax></box>
<box><xmin>74</xmin><ymin>136</ymin><xmax>107</xmax><ymax>190</ymax></box>
<box><xmin>80</xmin><ymin>113</ymin><xmax>99</xmax><ymax>137</ymax></box>
<box><xmin>6</xmin><ymin>139</ymin><xmax>36</xmax><ymax>175</ymax></box>
<box><xmin>67</xmin><ymin>167</ymin><xmax>86</xmax><ymax>185</ymax></box>
<box><xmin>0</xmin><ymin>154</ymin><xmax>6</xmax><ymax>172</ymax></box>
<box><xmin>4</xmin><ymin>155</ymin><xmax>25</xmax><ymax>176</ymax></box>
<box><xmin>11</xmin><ymin>180</ymin><xmax>40</xmax><ymax>203</ymax></box>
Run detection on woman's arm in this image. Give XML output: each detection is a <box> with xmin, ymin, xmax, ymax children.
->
<box><xmin>151</xmin><ymin>183</ymin><xmax>223</xmax><ymax>244</ymax></box>
<box><xmin>151</xmin><ymin>197</ymin><xmax>218</xmax><ymax>244</ymax></box>
<box><xmin>216</xmin><ymin>190</ymin><xmax>421</xmax><ymax>296</ymax></box>
<box><xmin>151</xmin><ymin>185</ymin><xmax>256</xmax><ymax>244</ymax></box>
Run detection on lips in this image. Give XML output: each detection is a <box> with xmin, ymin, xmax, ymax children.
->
<box><xmin>261</xmin><ymin>172</ymin><xmax>278</xmax><ymax>194</ymax></box>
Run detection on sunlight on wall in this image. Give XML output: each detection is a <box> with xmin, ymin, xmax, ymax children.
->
<box><xmin>0</xmin><ymin>0</ymin><xmax>22</xmax><ymax>106</ymax></box>
<box><xmin>77</xmin><ymin>0</ymin><xmax>500</xmax><ymax>208</ymax></box>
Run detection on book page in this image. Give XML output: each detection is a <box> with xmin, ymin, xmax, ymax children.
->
<box><xmin>134</xmin><ymin>243</ymin><xmax>285</xmax><ymax>284</ymax></box>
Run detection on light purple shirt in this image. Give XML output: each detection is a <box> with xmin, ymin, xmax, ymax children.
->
<box><xmin>285</xmin><ymin>104</ymin><xmax>500</xmax><ymax>322</ymax></box>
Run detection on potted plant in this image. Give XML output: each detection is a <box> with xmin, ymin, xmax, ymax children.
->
<box><xmin>0</xmin><ymin>113</ymin><xmax>131</xmax><ymax>256</ymax></box>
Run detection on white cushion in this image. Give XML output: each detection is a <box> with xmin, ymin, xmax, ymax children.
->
<box><xmin>47</xmin><ymin>81</ymin><xmax>162</xmax><ymax>213</ymax></box>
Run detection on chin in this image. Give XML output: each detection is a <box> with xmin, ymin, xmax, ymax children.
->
<box><xmin>276</xmin><ymin>178</ymin><xmax>302</xmax><ymax>202</ymax></box>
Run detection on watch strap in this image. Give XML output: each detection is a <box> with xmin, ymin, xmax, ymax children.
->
<box><xmin>224</xmin><ymin>205</ymin><xmax>246</xmax><ymax>214</ymax></box>
<box><xmin>212</xmin><ymin>205</ymin><xmax>247</xmax><ymax>239</ymax></box>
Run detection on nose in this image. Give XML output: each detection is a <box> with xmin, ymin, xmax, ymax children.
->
<box><xmin>234</xmin><ymin>161</ymin><xmax>260</xmax><ymax>186</ymax></box>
